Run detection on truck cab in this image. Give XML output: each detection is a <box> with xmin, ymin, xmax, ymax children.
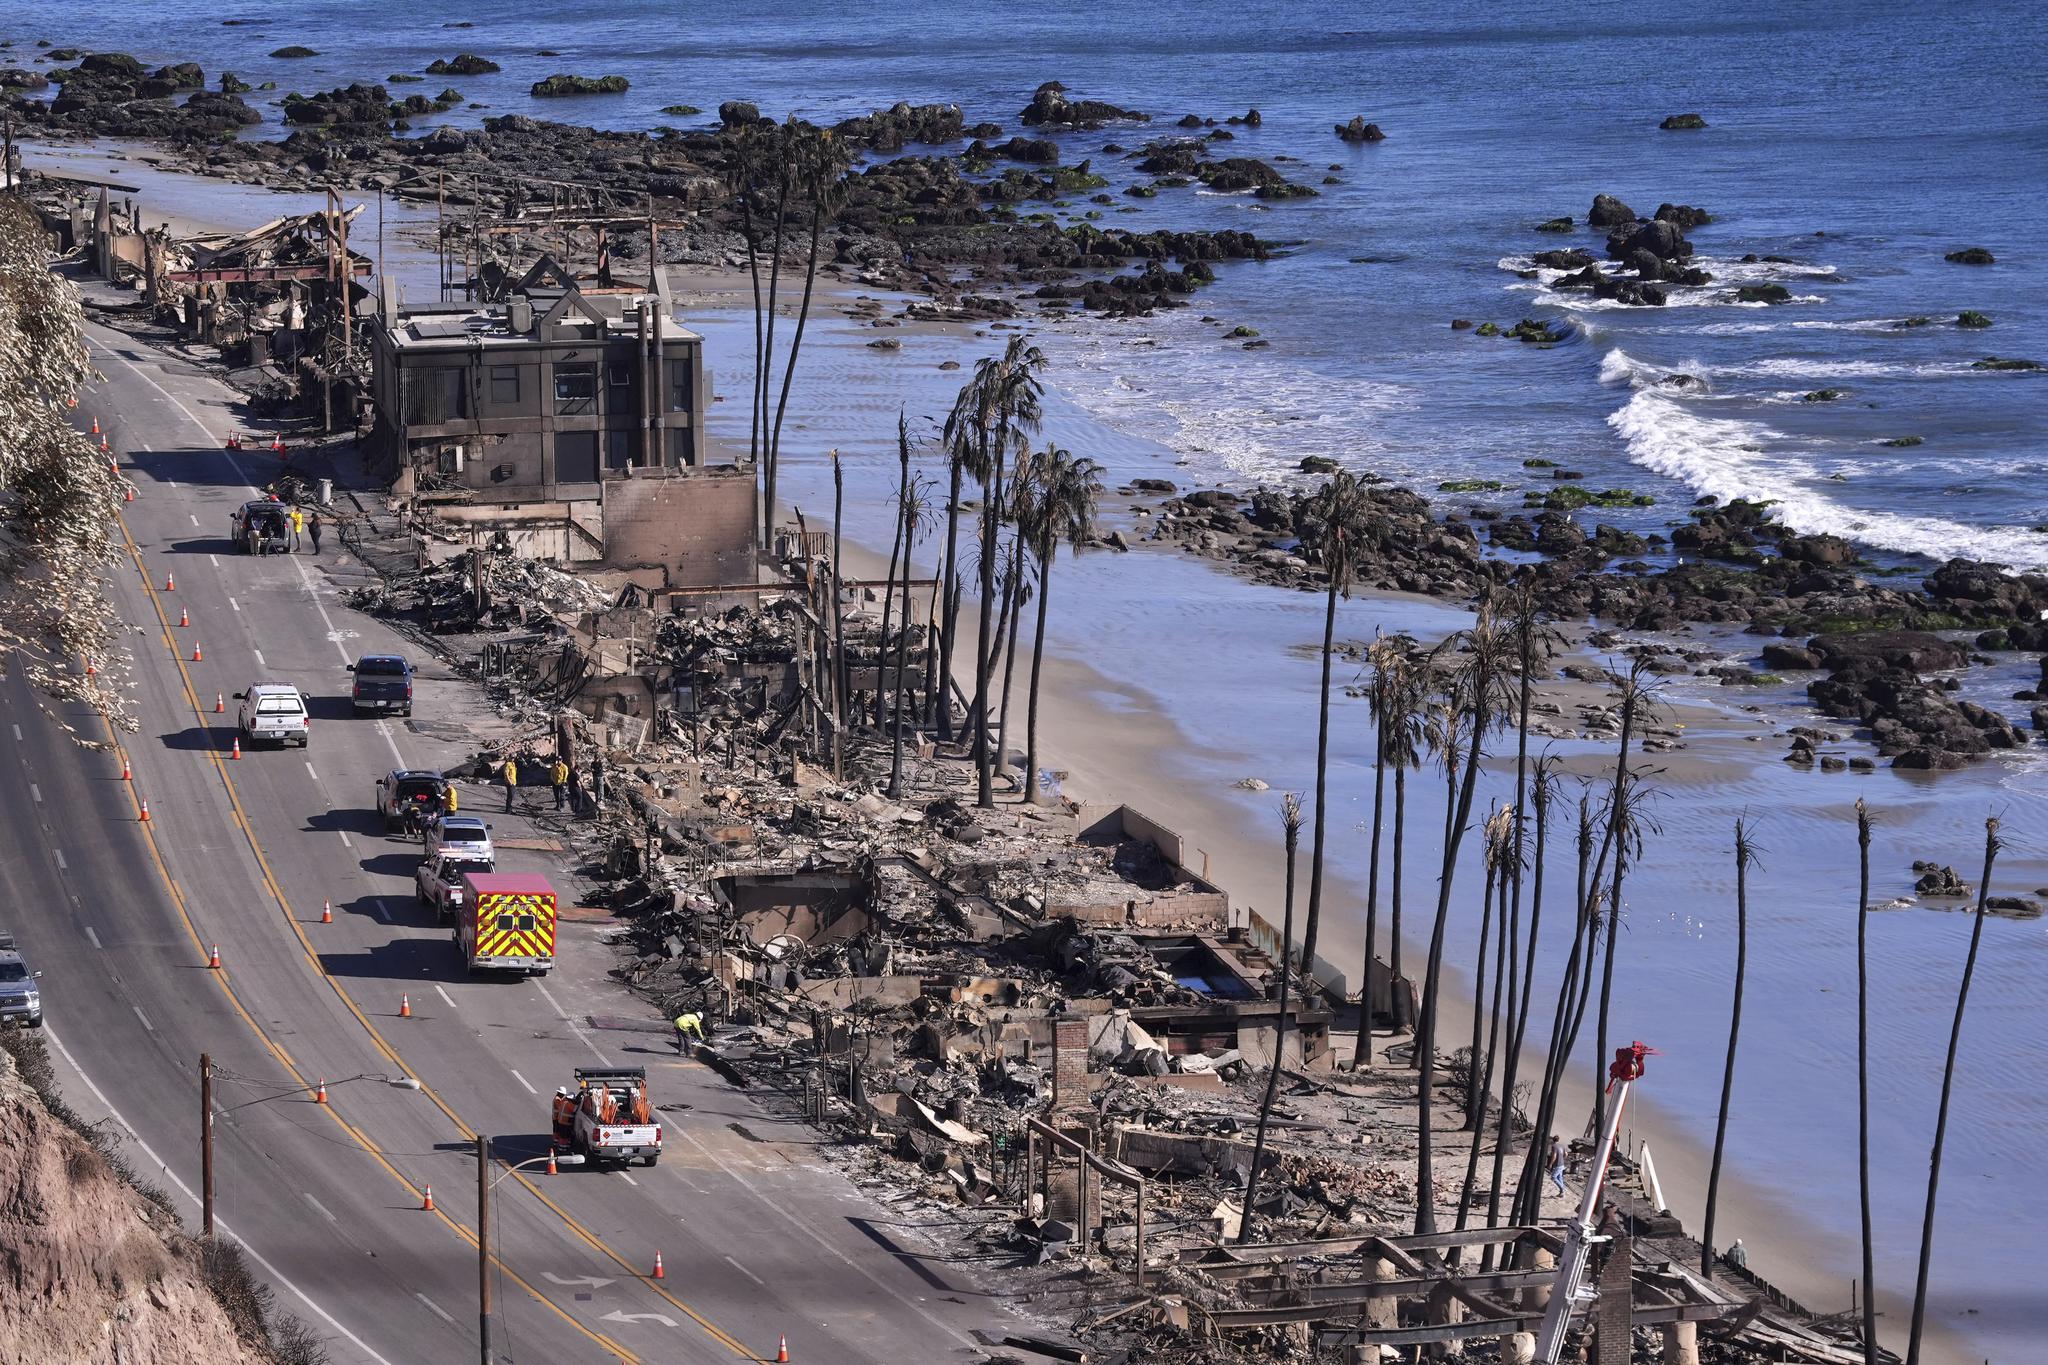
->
<box><xmin>234</xmin><ymin>683</ymin><xmax>310</xmax><ymax>748</ymax></box>
<box><xmin>348</xmin><ymin>654</ymin><xmax>414</xmax><ymax>716</ymax></box>
<box><xmin>416</xmin><ymin>850</ymin><xmax>494</xmax><ymax>926</ymax></box>
<box><xmin>553</xmin><ymin>1067</ymin><xmax>660</xmax><ymax>1167</ymax></box>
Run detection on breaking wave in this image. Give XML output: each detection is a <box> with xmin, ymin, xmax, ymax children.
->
<box><xmin>1607</xmin><ymin>390</ymin><xmax>2048</xmax><ymax>569</ymax></box>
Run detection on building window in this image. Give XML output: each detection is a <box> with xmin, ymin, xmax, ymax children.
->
<box><xmin>606</xmin><ymin>429</ymin><xmax>633</xmax><ymax>471</ymax></box>
<box><xmin>553</xmin><ymin>363</ymin><xmax>596</xmax><ymax>415</ymax></box>
<box><xmin>402</xmin><ymin>367</ymin><xmax>469</xmax><ymax>425</ymax></box>
<box><xmin>490</xmin><ymin>365</ymin><xmax>520</xmax><ymax>405</ymax></box>
<box><xmin>668</xmin><ymin>359</ymin><xmax>693</xmax><ymax>413</ymax></box>
<box><xmin>556</xmin><ymin>431</ymin><xmax>599</xmax><ymax>485</ymax></box>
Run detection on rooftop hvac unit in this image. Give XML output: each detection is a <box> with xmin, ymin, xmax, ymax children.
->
<box><xmin>507</xmin><ymin>298</ymin><xmax>535</xmax><ymax>334</ymax></box>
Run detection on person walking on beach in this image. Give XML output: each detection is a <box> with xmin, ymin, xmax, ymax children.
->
<box><xmin>1547</xmin><ymin>1135</ymin><xmax>1568</xmax><ymax>1197</ymax></box>
<box><xmin>550</xmin><ymin>757</ymin><xmax>569</xmax><ymax>810</ymax></box>
<box><xmin>502</xmin><ymin>756</ymin><xmax>519</xmax><ymax>812</ymax></box>
<box><xmin>307</xmin><ymin>510</ymin><xmax>322</xmax><ymax>554</ymax></box>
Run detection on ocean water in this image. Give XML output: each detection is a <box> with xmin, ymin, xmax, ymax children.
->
<box><xmin>13</xmin><ymin>3</ymin><xmax>2048</xmax><ymax>1358</ymax></box>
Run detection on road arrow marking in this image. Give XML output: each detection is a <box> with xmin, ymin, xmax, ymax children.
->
<box><xmin>600</xmin><ymin>1310</ymin><xmax>678</xmax><ymax>1328</ymax></box>
<box><xmin>542</xmin><ymin>1273</ymin><xmax>617</xmax><ymax>1290</ymax></box>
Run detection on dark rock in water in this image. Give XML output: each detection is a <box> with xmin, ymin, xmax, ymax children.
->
<box><xmin>1913</xmin><ymin>863</ymin><xmax>1970</xmax><ymax>895</ymax></box>
<box><xmin>1021</xmin><ymin>80</ymin><xmax>1147</xmax><ymax>128</ymax></box>
<box><xmin>1450</xmin><ymin>318</ymin><xmax>1474</xmax><ymax>330</ymax></box>
<box><xmin>1987</xmin><ymin>896</ymin><xmax>2044</xmax><ymax>918</ymax></box>
<box><xmin>1762</xmin><ymin>643</ymin><xmax>1821</xmax><ymax>670</ymax></box>
<box><xmin>1737</xmin><ymin>283</ymin><xmax>1793</xmax><ymax>304</ymax></box>
<box><xmin>834</xmin><ymin>102</ymin><xmax>965</xmax><ymax>152</ymax></box>
<box><xmin>269</xmin><ymin>45</ymin><xmax>319</xmax><ymax>58</ymax></box>
<box><xmin>149</xmin><ymin>62</ymin><xmax>205</xmax><ymax>90</ymax></box>
<box><xmin>0</xmin><ymin>68</ymin><xmax>50</xmax><ymax>90</ymax></box>
<box><xmin>1608</xmin><ymin>217</ymin><xmax>1691</xmax><ymax>262</ymax></box>
<box><xmin>1535</xmin><ymin>216</ymin><xmax>1575</xmax><ymax>233</ymax></box>
<box><xmin>1655</xmin><ymin>202</ymin><xmax>1712</xmax><ymax>228</ymax></box>
<box><xmin>1956</xmin><ymin>310</ymin><xmax>1992</xmax><ymax>329</ymax></box>
<box><xmin>1970</xmin><ymin>355</ymin><xmax>2040</xmax><ymax>370</ymax></box>
<box><xmin>1231</xmin><ymin>108</ymin><xmax>1262</xmax><ymax>126</ymax></box>
<box><xmin>1779</xmin><ymin>533</ymin><xmax>1855</xmax><ymax>565</ymax></box>
<box><xmin>530</xmin><ymin>73</ymin><xmax>629</xmax><ymax>97</ymax></box>
<box><xmin>282</xmin><ymin>82</ymin><xmax>392</xmax><ymax>125</ymax></box>
<box><xmin>1894</xmin><ymin>749</ymin><xmax>1972</xmax><ymax>771</ymax></box>
<box><xmin>1334</xmin><ymin>116</ymin><xmax>1385</xmax><ymax>143</ymax></box>
<box><xmin>1660</xmin><ymin>112</ymin><xmax>1709</xmax><ymax>130</ymax></box>
<box><xmin>1627</xmin><ymin>248</ymin><xmax>1667</xmax><ymax>281</ymax></box>
<box><xmin>218</xmin><ymin>71</ymin><xmax>251</xmax><ymax>94</ymax></box>
<box><xmin>1131</xmin><ymin>477</ymin><xmax>1178</xmax><ymax>493</ymax></box>
<box><xmin>718</xmin><ymin>99</ymin><xmax>762</xmax><ymax>127</ymax></box>
<box><xmin>428</xmin><ymin>54</ymin><xmax>500</xmax><ymax>76</ymax></box>
<box><xmin>1553</xmin><ymin>264</ymin><xmax>1666</xmax><ymax>306</ymax></box>
<box><xmin>1533</xmin><ymin>247</ymin><xmax>1595</xmax><ymax>270</ymax></box>
<box><xmin>1587</xmin><ymin>193</ymin><xmax>1636</xmax><ymax>227</ymax></box>
<box><xmin>1944</xmin><ymin>246</ymin><xmax>1995</xmax><ymax>265</ymax></box>
<box><xmin>1176</xmin><ymin>113</ymin><xmax>1204</xmax><ymax>128</ymax></box>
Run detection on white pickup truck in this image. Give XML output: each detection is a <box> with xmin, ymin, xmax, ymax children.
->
<box><xmin>414</xmin><ymin>849</ymin><xmax>494</xmax><ymax>926</ymax></box>
<box><xmin>552</xmin><ymin>1067</ymin><xmax>661</xmax><ymax>1168</ymax></box>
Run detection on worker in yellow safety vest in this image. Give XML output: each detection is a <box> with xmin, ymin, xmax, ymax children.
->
<box><xmin>673</xmin><ymin>1012</ymin><xmax>705</xmax><ymax>1053</ymax></box>
<box><xmin>502</xmin><ymin>757</ymin><xmax>518</xmax><ymax>812</ymax></box>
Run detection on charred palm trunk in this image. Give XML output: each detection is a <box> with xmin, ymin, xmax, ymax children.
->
<box><xmin>1354</xmin><ymin>674</ymin><xmax>1389</xmax><ymax>1068</ymax></box>
<box><xmin>935</xmin><ymin>456</ymin><xmax>965</xmax><ymax>738</ymax></box>
<box><xmin>1702</xmin><ymin>818</ymin><xmax>1754</xmax><ymax>1276</ymax></box>
<box><xmin>1239</xmin><ymin>794</ymin><xmax>1303</xmax><ymax>1245</ymax></box>
<box><xmin>971</xmin><ymin>442</ymin><xmax>1005</xmax><ymax>809</ymax></box>
<box><xmin>1298</xmin><ymin>560</ymin><xmax>1343</xmax><ymax>988</ymax></box>
<box><xmin>1906</xmin><ymin>820</ymin><xmax>2001</xmax><ymax>1365</ymax></box>
<box><xmin>1590</xmin><ymin>689</ymin><xmax>1639</xmax><ymax>1139</ymax></box>
<box><xmin>1490</xmin><ymin>767</ymin><xmax>1550</xmax><ymax>1243</ymax></box>
<box><xmin>1856</xmin><ymin>801</ymin><xmax>1878</xmax><ymax>1363</ymax></box>
<box><xmin>1023</xmin><ymin>549</ymin><xmax>1053</xmax><ymax>804</ymax></box>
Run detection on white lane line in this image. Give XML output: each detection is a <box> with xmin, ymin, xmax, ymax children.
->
<box><xmin>189</xmin><ymin>513</ymin><xmax>198</xmax><ymax>526</ymax></box>
<box><xmin>414</xmin><ymin>1294</ymin><xmax>455</xmax><ymax>1327</ymax></box>
<box><xmin>10</xmin><ymin>724</ymin><xmax>20</xmax><ymax>741</ymax></box>
<box><xmin>252</xmin><ymin>648</ymin><xmax>266</xmax><ymax>667</ymax></box>
<box><xmin>167</xmin><ymin>480</ymin><xmax>178</xmax><ymax>489</ymax></box>
<box><xmin>229</xmin><ymin>596</ymin><xmax>241</xmax><ymax>612</ymax></box>
<box><xmin>432</xmin><ymin>984</ymin><xmax>455</xmax><ymax>1010</ymax></box>
<box><xmin>678</xmin><ymin>1129</ymin><xmax>977</xmax><ymax>1348</ymax></box>
<box><xmin>372</xmin><ymin>902</ymin><xmax>391</xmax><ymax>924</ymax></box>
<box><xmin>29</xmin><ymin>783</ymin><xmax>41</xmax><ymax>804</ymax></box>
<box><xmin>132</xmin><ymin>1006</ymin><xmax>154</xmax><ymax>1033</ymax></box>
<box><xmin>724</xmin><ymin>1255</ymin><xmax>765</xmax><ymax>1287</ymax></box>
<box><xmin>533</xmin><ymin>980</ymin><xmax>610</xmax><ymax>1065</ymax></box>
<box><xmin>84</xmin><ymin>927</ymin><xmax>101</xmax><ymax>949</ymax></box>
<box><xmin>304</xmin><ymin>761</ymin><xmax>319</xmax><ymax>782</ymax></box>
<box><xmin>208</xmin><ymin>554</ymin><xmax>218</xmax><ymax>568</ymax></box>
<box><xmin>304</xmin><ymin>1192</ymin><xmax>338</xmax><ymax>1222</ymax></box>
<box><xmin>41</xmin><ymin>1024</ymin><xmax>394</xmax><ymax>1365</ymax></box>
<box><xmin>337</xmin><ymin>829</ymin><xmax>353</xmax><ymax>849</ymax></box>
<box><xmin>508</xmin><ymin>1069</ymin><xmax>537</xmax><ymax>1095</ymax></box>
<box><xmin>52</xmin><ymin>848</ymin><xmax>66</xmax><ymax>870</ymax></box>
<box><xmin>618</xmin><ymin>1171</ymin><xmax>639</xmax><ymax>1187</ymax></box>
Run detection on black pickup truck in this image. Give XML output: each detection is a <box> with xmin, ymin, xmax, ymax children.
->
<box><xmin>348</xmin><ymin>654</ymin><xmax>414</xmax><ymax>716</ymax></box>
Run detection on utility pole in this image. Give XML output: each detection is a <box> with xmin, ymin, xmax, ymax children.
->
<box><xmin>476</xmin><ymin>1134</ymin><xmax>492</xmax><ymax>1364</ymax></box>
<box><xmin>199</xmin><ymin>1052</ymin><xmax>216</xmax><ymax>1238</ymax></box>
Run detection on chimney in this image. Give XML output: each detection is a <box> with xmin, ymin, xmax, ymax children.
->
<box><xmin>507</xmin><ymin>297</ymin><xmax>534</xmax><ymax>335</ymax></box>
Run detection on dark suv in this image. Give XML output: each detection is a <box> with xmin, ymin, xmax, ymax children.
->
<box><xmin>349</xmin><ymin>654</ymin><xmax>414</xmax><ymax>716</ymax></box>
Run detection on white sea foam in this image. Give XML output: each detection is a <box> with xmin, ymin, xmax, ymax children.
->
<box><xmin>1607</xmin><ymin>390</ymin><xmax>2048</xmax><ymax>569</ymax></box>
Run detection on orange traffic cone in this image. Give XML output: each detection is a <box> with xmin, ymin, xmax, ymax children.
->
<box><xmin>229</xmin><ymin>737</ymin><xmax>240</xmax><ymax>760</ymax></box>
<box><xmin>192</xmin><ymin>642</ymin><xmax>202</xmax><ymax>662</ymax></box>
<box><xmin>91</xmin><ymin>417</ymin><xmax>100</xmax><ymax>435</ymax></box>
<box><xmin>421</xmin><ymin>1184</ymin><xmax>434</xmax><ymax>1211</ymax></box>
<box><xmin>124</xmin><ymin>486</ymin><xmax>134</xmax><ymax>503</ymax></box>
<box><xmin>651</xmin><ymin>1250</ymin><xmax>665</xmax><ymax>1280</ymax></box>
<box><xmin>139</xmin><ymin>799</ymin><xmax>151</xmax><ymax>822</ymax></box>
<box><xmin>215</xmin><ymin>692</ymin><xmax>224</xmax><ymax>713</ymax></box>
<box><xmin>775</xmin><ymin>1334</ymin><xmax>789</xmax><ymax>1362</ymax></box>
<box><xmin>225</xmin><ymin>432</ymin><xmax>238</xmax><ymax>450</ymax></box>
<box><xmin>165</xmin><ymin>571</ymin><xmax>175</xmax><ymax>591</ymax></box>
<box><xmin>399</xmin><ymin>993</ymin><xmax>412</xmax><ymax>1019</ymax></box>
<box><xmin>271</xmin><ymin>435</ymin><xmax>285</xmax><ymax>454</ymax></box>
<box><xmin>99</xmin><ymin>434</ymin><xmax>109</xmax><ymax>452</ymax></box>
<box><xmin>178</xmin><ymin>606</ymin><xmax>189</xmax><ymax>628</ymax></box>
<box><xmin>321</xmin><ymin>899</ymin><xmax>333</xmax><ymax>924</ymax></box>
<box><xmin>67</xmin><ymin>395</ymin><xmax>77</xmax><ymax>408</ymax></box>
<box><xmin>207</xmin><ymin>944</ymin><xmax>221</xmax><ymax>969</ymax></box>
<box><xmin>121</xmin><ymin>755</ymin><xmax>131</xmax><ymax>781</ymax></box>
<box><xmin>545</xmin><ymin>1150</ymin><xmax>558</xmax><ymax>1176</ymax></box>
<box><xmin>315</xmin><ymin>1079</ymin><xmax>328</xmax><ymax>1104</ymax></box>
<box><xmin>85</xmin><ymin>655</ymin><xmax>96</xmax><ymax>676</ymax></box>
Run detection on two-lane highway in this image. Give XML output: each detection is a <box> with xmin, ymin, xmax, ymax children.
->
<box><xmin>0</xmin><ymin>300</ymin><xmax>1013</xmax><ymax>1363</ymax></box>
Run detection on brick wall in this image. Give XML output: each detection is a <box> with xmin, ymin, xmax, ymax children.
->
<box><xmin>601</xmin><ymin>471</ymin><xmax>757</xmax><ymax>586</ymax></box>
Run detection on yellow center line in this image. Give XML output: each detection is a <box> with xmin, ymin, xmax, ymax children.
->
<box><xmin>107</xmin><ymin>516</ymin><xmax>641</xmax><ymax>1363</ymax></box>
<box><xmin>111</xmin><ymin>488</ymin><xmax>759</xmax><ymax>1358</ymax></box>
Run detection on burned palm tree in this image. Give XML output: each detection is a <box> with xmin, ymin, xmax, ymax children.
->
<box><xmin>1703</xmin><ymin>816</ymin><xmax>1759</xmax><ymax>1277</ymax></box>
<box><xmin>1240</xmin><ymin>792</ymin><xmax>1305</xmax><ymax>1246</ymax></box>
<box><xmin>1591</xmin><ymin>656</ymin><xmax>1659</xmax><ymax>1138</ymax></box>
<box><xmin>967</xmin><ymin>338</ymin><xmax>1047</xmax><ymax>808</ymax></box>
<box><xmin>1856</xmin><ymin>799</ymin><xmax>1878</xmax><ymax>1364</ymax></box>
<box><xmin>1414</xmin><ymin>604</ymin><xmax>1512</xmax><ymax>1235</ymax></box>
<box><xmin>1382</xmin><ymin>646</ymin><xmax>1429</xmax><ymax>1028</ymax></box>
<box><xmin>763</xmin><ymin>127</ymin><xmax>851</xmax><ymax>539</ymax></box>
<box><xmin>1020</xmin><ymin>447</ymin><xmax>1102</xmax><ymax>805</ymax></box>
<box><xmin>886</xmin><ymin>421</ymin><xmax>938</xmax><ymax>798</ymax></box>
<box><xmin>1353</xmin><ymin>633</ymin><xmax>1397</xmax><ymax>1068</ymax></box>
<box><xmin>1296</xmin><ymin>472</ymin><xmax>1370</xmax><ymax>992</ymax></box>
<box><xmin>1906</xmin><ymin>818</ymin><xmax>2002</xmax><ymax>1365</ymax></box>
<box><xmin>1487</xmin><ymin>754</ymin><xmax>1560</xmax><ymax>1245</ymax></box>
<box><xmin>1455</xmin><ymin>807</ymin><xmax>1518</xmax><ymax>1240</ymax></box>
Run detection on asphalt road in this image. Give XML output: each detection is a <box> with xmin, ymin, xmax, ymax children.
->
<box><xmin>0</xmin><ymin>299</ymin><xmax>1012</xmax><ymax>1365</ymax></box>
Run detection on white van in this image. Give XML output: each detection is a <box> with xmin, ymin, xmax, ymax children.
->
<box><xmin>234</xmin><ymin>683</ymin><xmax>311</xmax><ymax>748</ymax></box>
